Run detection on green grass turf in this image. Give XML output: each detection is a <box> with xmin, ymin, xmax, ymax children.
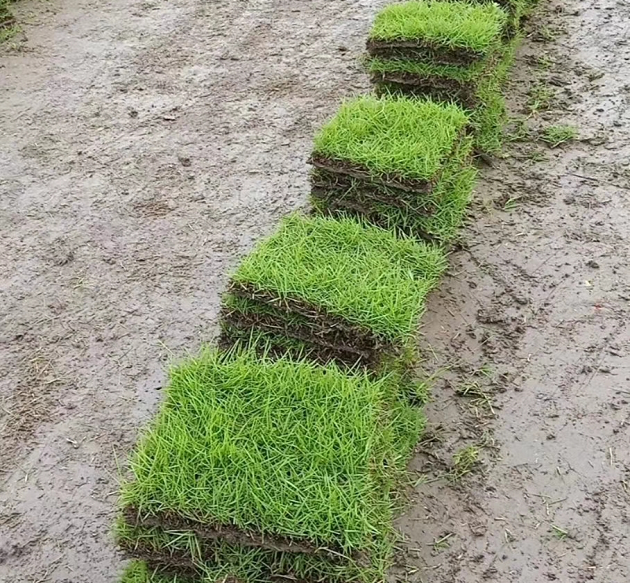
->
<box><xmin>220</xmin><ymin>296</ymin><xmax>391</xmax><ymax>370</ymax></box>
<box><xmin>220</xmin><ymin>320</ymin><xmax>318</xmax><ymax>359</ymax></box>
<box><xmin>471</xmin><ymin>33</ymin><xmax>521</xmax><ymax>154</ymax></box>
<box><xmin>218</xmin><ymin>330</ymin><xmax>430</xmax><ymax>406</ymax></box>
<box><xmin>312</xmin><ymin>95</ymin><xmax>468</xmax><ymax>183</ymax></box>
<box><xmin>369</xmin><ymin>1</ymin><xmax>507</xmax><ymax>54</ymax></box>
<box><xmin>0</xmin><ymin>0</ymin><xmax>13</xmax><ymax>23</ymax></box>
<box><xmin>0</xmin><ymin>0</ymin><xmax>19</xmax><ymax>43</ymax></box>
<box><xmin>312</xmin><ymin>136</ymin><xmax>476</xmax><ymax>243</ymax></box>
<box><xmin>458</xmin><ymin>0</ymin><xmax>530</xmax><ymax>26</ymax></box>
<box><xmin>120</xmin><ymin>562</ymin><xmax>172</xmax><ymax>583</ymax></box>
<box><xmin>230</xmin><ymin>214</ymin><xmax>447</xmax><ymax>342</ymax></box>
<box><xmin>120</xmin><ymin>348</ymin><xmax>424</xmax><ymax>552</ymax></box>
<box><xmin>220</xmin><ymin>305</ymin><xmax>414</xmax><ymax>370</ymax></box>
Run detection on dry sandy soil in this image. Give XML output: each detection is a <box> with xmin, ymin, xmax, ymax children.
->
<box><xmin>0</xmin><ymin>0</ymin><xmax>628</xmax><ymax>582</ymax></box>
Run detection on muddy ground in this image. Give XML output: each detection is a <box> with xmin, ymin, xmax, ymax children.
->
<box><xmin>0</xmin><ymin>0</ymin><xmax>628</xmax><ymax>581</ymax></box>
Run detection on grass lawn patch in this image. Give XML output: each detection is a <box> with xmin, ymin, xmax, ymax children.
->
<box><xmin>367</xmin><ymin>1</ymin><xmax>508</xmax><ymax>64</ymax></box>
<box><xmin>309</xmin><ymin>95</ymin><xmax>475</xmax><ymax>240</ymax></box>
<box><xmin>471</xmin><ymin>32</ymin><xmax>521</xmax><ymax>154</ymax></box>
<box><xmin>464</xmin><ymin>0</ymin><xmax>532</xmax><ymax>34</ymax></box>
<box><xmin>0</xmin><ymin>0</ymin><xmax>14</xmax><ymax>26</ymax></box>
<box><xmin>312</xmin><ymin>95</ymin><xmax>468</xmax><ymax>183</ymax></box>
<box><xmin>118</xmin><ymin>349</ymin><xmax>423</xmax><ymax>581</ymax></box>
<box><xmin>541</xmin><ymin>124</ymin><xmax>578</xmax><ymax>148</ymax></box>
<box><xmin>0</xmin><ymin>0</ymin><xmax>19</xmax><ymax>43</ymax></box>
<box><xmin>120</xmin><ymin>562</ymin><xmax>178</xmax><ymax>583</ymax></box>
<box><xmin>220</xmin><ymin>214</ymin><xmax>447</xmax><ymax>369</ymax></box>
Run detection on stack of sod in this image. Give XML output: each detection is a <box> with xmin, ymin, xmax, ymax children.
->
<box><xmin>365</xmin><ymin>1</ymin><xmax>518</xmax><ymax>154</ymax></box>
<box><xmin>309</xmin><ymin>95</ymin><xmax>476</xmax><ymax>241</ymax></box>
<box><xmin>219</xmin><ymin>213</ymin><xmax>447</xmax><ymax>371</ymax></box>
<box><xmin>117</xmin><ymin>348</ymin><xmax>424</xmax><ymax>583</ymax></box>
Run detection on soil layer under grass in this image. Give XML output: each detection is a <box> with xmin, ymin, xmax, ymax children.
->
<box><xmin>117</xmin><ymin>520</ymin><xmax>394</xmax><ymax>583</ymax></box>
<box><xmin>309</xmin><ymin>95</ymin><xmax>475</xmax><ymax>241</ymax></box>
<box><xmin>219</xmin><ymin>213</ymin><xmax>446</xmax><ymax>368</ymax></box>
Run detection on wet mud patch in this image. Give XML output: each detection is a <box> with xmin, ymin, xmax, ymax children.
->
<box><xmin>396</xmin><ymin>0</ymin><xmax>630</xmax><ymax>581</ymax></box>
<box><xmin>0</xmin><ymin>0</ymin><xmax>383</xmax><ymax>581</ymax></box>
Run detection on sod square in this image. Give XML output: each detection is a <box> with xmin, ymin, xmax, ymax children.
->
<box><xmin>365</xmin><ymin>1</ymin><xmax>519</xmax><ymax>154</ymax></box>
<box><xmin>119</xmin><ymin>349</ymin><xmax>423</xmax><ymax>564</ymax></box>
<box><xmin>367</xmin><ymin>1</ymin><xmax>508</xmax><ymax>65</ymax></box>
<box><xmin>219</xmin><ymin>213</ymin><xmax>447</xmax><ymax>369</ymax></box>
<box><xmin>475</xmin><ymin>0</ymin><xmax>532</xmax><ymax>33</ymax></box>
<box><xmin>365</xmin><ymin>1</ymin><xmax>508</xmax><ymax>106</ymax></box>
<box><xmin>308</xmin><ymin>95</ymin><xmax>475</xmax><ymax>241</ymax></box>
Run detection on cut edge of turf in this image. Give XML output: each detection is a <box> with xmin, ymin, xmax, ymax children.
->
<box><xmin>219</xmin><ymin>298</ymin><xmax>394</xmax><ymax>371</ymax></box>
<box><xmin>311</xmin><ymin>135</ymin><xmax>476</xmax><ymax>243</ymax></box>
<box><xmin>115</xmin><ymin>516</ymin><xmax>390</xmax><ymax>583</ymax></box>
<box><xmin>220</xmin><ymin>278</ymin><xmax>432</xmax><ymax>371</ymax></box>
<box><xmin>367</xmin><ymin>54</ymin><xmax>487</xmax><ymax>85</ymax></box>
<box><xmin>117</xmin><ymin>518</ymin><xmax>394</xmax><ymax>583</ymax></box>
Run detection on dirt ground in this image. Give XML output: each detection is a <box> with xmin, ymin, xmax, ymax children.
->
<box><xmin>0</xmin><ymin>0</ymin><xmax>627</xmax><ymax>582</ymax></box>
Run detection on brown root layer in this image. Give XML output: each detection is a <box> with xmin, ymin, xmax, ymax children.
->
<box><xmin>310</xmin><ymin>183</ymin><xmax>433</xmax><ymax>225</ymax></box>
<box><xmin>371</xmin><ymin>73</ymin><xmax>479</xmax><ymax>110</ymax></box>
<box><xmin>366</xmin><ymin>39</ymin><xmax>485</xmax><ymax>66</ymax></box>
<box><xmin>309</xmin><ymin>153</ymin><xmax>435</xmax><ymax>194</ymax></box>
<box><xmin>121</xmin><ymin>539</ymin><xmax>332</xmax><ymax>583</ymax></box>
<box><xmin>219</xmin><ymin>320</ymin><xmax>368</xmax><ymax>370</ymax></box>
<box><xmin>221</xmin><ymin>284</ymin><xmax>398</xmax><ymax>370</ymax></box>
<box><xmin>311</xmin><ymin>195</ymin><xmax>426</xmax><ymax>241</ymax></box>
<box><xmin>310</xmin><ymin>168</ymin><xmax>438</xmax><ymax>215</ymax></box>
<box><xmin>119</xmin><ymin>541</ymin><xmax>201</xmax><ymax>579</ymax></box>
<box><xmin>122</xmin><ymin>507</ymin><xmax>349</xmax><ymax>560</ymax></box>
<box><xmin>227</xmin><ymin>282</ymin><xmax>395</xmax><ymax>354</ymax></box>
